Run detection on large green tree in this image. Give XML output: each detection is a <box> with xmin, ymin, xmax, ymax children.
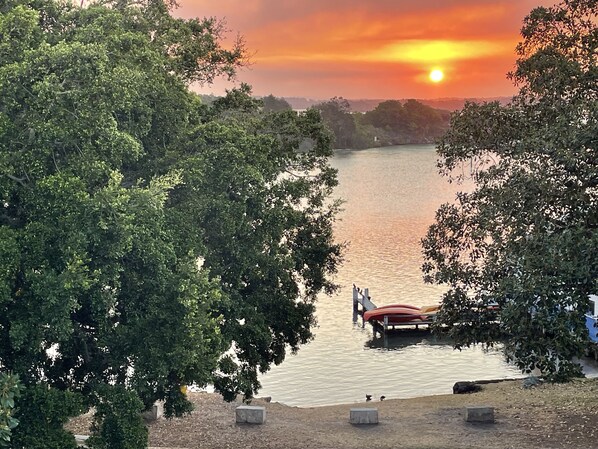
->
<box><xmin>313</xmin><ymin>97</ymin><xmax>357</xmax><ymax>149</ymax></box>
<box><xmin>422</xmin><ymin>0</ymin><xmax>597</xmax><ymax>381</ymax></box>
<box><xmin>0</xmin><ymin>0</ymin><xmax>341</xmax><ymax>446</ymax></box>
<box><xmin>362</xmin><ymin>100</ymin><xmax>406</xmax><ymax>132</ymax></box>
<box><xmin>169</xmin><ymin>85</ymin><xmax>343</xmax><ymax>400</ymax></box>
<box><xmin>362</xmin><ymin>99</ymin><xmax>448</xmax><ymax>145</ymax></box>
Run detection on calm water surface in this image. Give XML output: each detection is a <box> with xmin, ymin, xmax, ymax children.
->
<box><xmin>258</xmin><ymin>145</ymin><xmax>524</xmax><ymax>406</ymax></box>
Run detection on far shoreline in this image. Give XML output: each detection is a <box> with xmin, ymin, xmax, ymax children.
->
<box><xmin>333</xmin><ymin>142</ymin><xmax>438</xmax><ymax>153</ymax></box>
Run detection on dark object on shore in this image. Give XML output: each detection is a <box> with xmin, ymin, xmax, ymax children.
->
<box><xmin>453</xmin><ymin>381</ymin><xmax>482</xmax><ymax>394</ymax></box>
<box><xmin>366</xmin><ymin>394</ymin><xmax>372</xmax><ymax>401</ymax></box>
<box><xmin>380</xmin><ymin>395</ymin><xmax>386</xmax><ymax>401</ymax></box>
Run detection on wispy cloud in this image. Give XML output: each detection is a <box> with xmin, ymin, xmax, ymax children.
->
<box><xmin>177</xmin><ymin>0</ymin><xmax>556</xmax><ymax>99</ymax></box>
<box><xmin>365</xmin><ymin>39</ymin><xmax>512</xmax><ymax>64</ymax></box>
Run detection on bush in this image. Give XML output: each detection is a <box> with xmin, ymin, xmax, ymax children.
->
<box><xmin>0</xmin><ymin>372</ymin><xmax>22</xmax><ymax>448</ymax></box>
<box><xmin>87</xmin><ymin>385</ymin><xmax>148</xmax><ymax>449</ymax></box>
<box><xmin>11</xmin><ymin>384</ymin><xmax>86</xmax><ymax>449</ymax></box>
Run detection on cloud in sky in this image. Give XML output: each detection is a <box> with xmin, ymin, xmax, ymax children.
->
<box><xmin>175</xmin><ymin>0</ymin><xmax>557</xmax><ymax>99</ymax></box>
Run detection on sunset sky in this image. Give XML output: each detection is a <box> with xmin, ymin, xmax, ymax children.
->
<box><xmin>176</xmin><ymin>0</ymin><xmax>556</xmax><ymax>100</ymax></box>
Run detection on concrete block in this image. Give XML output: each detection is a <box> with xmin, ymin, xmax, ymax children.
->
<box><xmin>74</xmin><ymin>435</ymin><xmax>89</xmax><ymax>447</ymax></box>
<box><xmin>142</xmin><ymin>401</ymin><xmax>164</xmax><ymax>421</ymax></box>
<box><xmin>236</xmin><ymin>405</ymin><xmax>266</xmax><ymax>424</ymax></box>
<box><xmin>464</xmin><ymin>406</ymin><xmax>494</xmax><ymax>423</ymax></box>
<box><xmin>350</xmin><ymin>408</ymin><xmax>378</xmax><ymax>425</ymax></box>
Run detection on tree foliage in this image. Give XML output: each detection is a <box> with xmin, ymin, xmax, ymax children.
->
<box><xmin>0</xmin><ymin>0</ymin><xmax>342</xmax><ymax>446</ymax></box>
<box><xmin>261</xmin><ymin>94</ymin><xmax>292</xmax><ymax>112</ymax></box>
<box><xmin>167</xmin><ymin>85</ymin><xmax>343</xmax><ymax>399</ymax></box>
<box><xmin>313</xmin><ymin>97</ymin><xmax>449</xmax><ymax>149</ymax></box>
<box><xmin>362</xmin><ymin>99</ymin><xmax>447</xmax><ymax>144</ymax></box>
<box><xmin>11</xmin><ymin>383</ymin><xmax>86</xmax><ymax>449</ymax></box>
<box><xmin>87</xmin><ymin>385</ymin><xmax>147</xmax><ymax>449</ymax></box>
<box><xmin>312</xmin><ymin>97</ymin><xmax>357</xmax><ymax>149</ymax></box>
<box><xmin>362</xmin><ymin>100</ymin><xmax>406</xmax><ymax>131</ymax></box>
<box><xmin>422</xmin><ymin>0</ymin><xmax>597</xmax><ymax>381</ymax></box>
<box><xmin>0</xmin><ymin>373</ymin><xmax>21</xmax><ymax>448</ymax></box>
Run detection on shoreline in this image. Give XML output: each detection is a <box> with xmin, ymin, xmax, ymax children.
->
<box><xmin>255</xmin><ymin>375</ymin><xmax>526</xmax><ymax>409</ymax></box>
<box><xmin>68</xmin><ymin>377</ymin><xmax>598</xmax><ymax>449</ymax></box>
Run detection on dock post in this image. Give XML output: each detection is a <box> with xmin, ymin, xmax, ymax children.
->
<box><xmin>362</xmin><ymin>288</ymin><xmax>369</xmax><ymax>328</ymax></box>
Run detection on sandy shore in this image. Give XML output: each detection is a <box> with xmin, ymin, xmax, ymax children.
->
<box><xmin>67</xmin><ymin>378</ymin><xmax>598</xmax><ymax>449</ymax></box>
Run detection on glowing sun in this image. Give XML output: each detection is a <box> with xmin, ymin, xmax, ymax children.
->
<box><xmin>429</xmin><ymin>69</ymin><xmax>444</xmax><ymax>83</ymax></box>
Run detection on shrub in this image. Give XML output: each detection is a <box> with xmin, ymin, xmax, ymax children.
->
<box><xmin>0</xmin><ymin>372</ymin><xmax>22</xmax><ymax>448</ymax></box>
<box><xmin>87</xmin><ymin>385</ymin><xmax>148</xmax><ymax>449</ymax></box>
<box><xmin>11</xmin><ymin>384</ymin><xmax>86</xmax><ymax>449</ymax></box>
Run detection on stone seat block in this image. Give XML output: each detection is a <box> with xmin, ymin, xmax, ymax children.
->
<box><xmin>74</xmin><ymin>435</ymin><xmax>89</xmax><ymax>446</ymax></box>
<box><xmin>350</xmin><ymin>408</ymin><xmax>378</xmax><ymax>424</ymax></box>
<box><xmin>142</xmin><ymin>401</ymin><xmax>163</xmax><ymax>421</ymax></box>
<box><xmin>464</xmin><ymin>406</ymin><xmax>495</xmax><ymax>423</ymax></box>
<box><xmin>236</xmin><ymin>405</ymin><xmax>266</xmax><ymax>424</ymax></box>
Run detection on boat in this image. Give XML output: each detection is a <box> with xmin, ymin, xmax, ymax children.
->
<box><xmin>369</xmin><ymin>303</ymin><xmax>421</xmax><ymax>311</ymax></box>
<box><xmin>419</xmin><ymin>304</ymin><xmax>441</xmax><ymax>315</ymax></box>
<box><xmin>364</xmin><ymin>306</ymin><xmax>424</xmax><ymax>323</ymax></box>
<box><xmin>363</xmin><ymin>304</ymin><xmax>440</xmax><ymax>324</ymax></box>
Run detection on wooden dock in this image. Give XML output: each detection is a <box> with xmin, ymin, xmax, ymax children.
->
<box><xmin>352</xmin><ymin>285</ymin><xmax>434</xmax><ymax>335</ymax></box>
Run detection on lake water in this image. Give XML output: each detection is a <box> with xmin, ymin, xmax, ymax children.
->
<box><xmin>257</xmin><ymin>144</ymin><xmax>523</xmax><ymax>407</ymax></box>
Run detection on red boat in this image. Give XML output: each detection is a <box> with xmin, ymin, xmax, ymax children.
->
<box><xmin>363</xmin><ymin>304</ymin><xmax>440</xmax><ymax>324</ymax></box>
<box><xmin>369</xmin><ymin>303</ymin><xmax>420</xmax><ymax>311</ymax></box>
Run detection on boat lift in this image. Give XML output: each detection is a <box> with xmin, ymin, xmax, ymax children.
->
<box><xmin>354</xmin><ymin>286</ymin><xmax>598</xmax><ymax>346</ymax></box>
<box><xmin>352</xmin><ymin>285</ymin><xmax>435</xmax><ymax>335</ymax></box>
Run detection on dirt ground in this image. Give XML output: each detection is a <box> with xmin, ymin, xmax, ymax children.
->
<box><xmin>67</xmin><ymin>378</ymin><xmax>598</xmax><ymax>449</ymax></box>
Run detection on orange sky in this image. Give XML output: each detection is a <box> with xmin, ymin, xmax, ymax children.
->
<box><xmin>175</xmin><ymin>0</ymin><xmax>557</xmax><ymax>100</ymax></box>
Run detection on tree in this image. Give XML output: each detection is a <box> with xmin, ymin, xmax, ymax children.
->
<box><xmin>173</xmin><ymin>86</ymin><xmax>343</xmax><ymax>399</ymax></box>
<box><xmin>402</xmin><ymin>99</ymin><xmax>444</xmax><ymax>142</ymax></box>
<box><xmin>363</xmin><ymin>99</ymin><xmax>448</xmax><ymax>145</ymax></box>
<box><xmin>0</xmin><ymin>373</ymin><xmax>21</xmax><ymax>448</ymax></box>
<box><xmin>261</xmin><ymin>94</ymin><xmax>292</xmax><ymax>112</ymax></box>
<box><xmin>362</xmin><ymin>100</ymin><xmax>405</xmax><ymax>132</ymax></box>
<box><xmin>313</xmin><ymin>97</ymin><xmax>357</xmax><ymax>148</ymax></box>
<box><xmin>0</xmin><ymin>0</ymin><xmax>341</xmax><ymax>446</ymax></box>
<box><xmin>422</xmin><ymin>0</ymin><xmax>597</xmax><ymax>381</ymax></box>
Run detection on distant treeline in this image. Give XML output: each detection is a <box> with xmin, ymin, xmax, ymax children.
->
<box><xmin>311</xmin><ymin>97</ymin><xmax>451</xmax><ymax>149</ymax></box>
<box><xmin>200</xmin><ymin>94</ymin><xmax>452</xmax><ymax>149</ymax></box>
<box><xmin>258</xmin><ymin>95</ymin><xmax>452</xmax><ymax>148</ymax></box>
<box><xmin>283</xmin><ymin>96</ymin><xmax>512</xmax><ymax>112</ymax></box>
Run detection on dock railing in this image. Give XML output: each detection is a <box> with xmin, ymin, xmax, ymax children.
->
<box><xmin>352</xmin><ymin>285</ymin><xmax>377</xmax><ymax>314</ymax></box>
